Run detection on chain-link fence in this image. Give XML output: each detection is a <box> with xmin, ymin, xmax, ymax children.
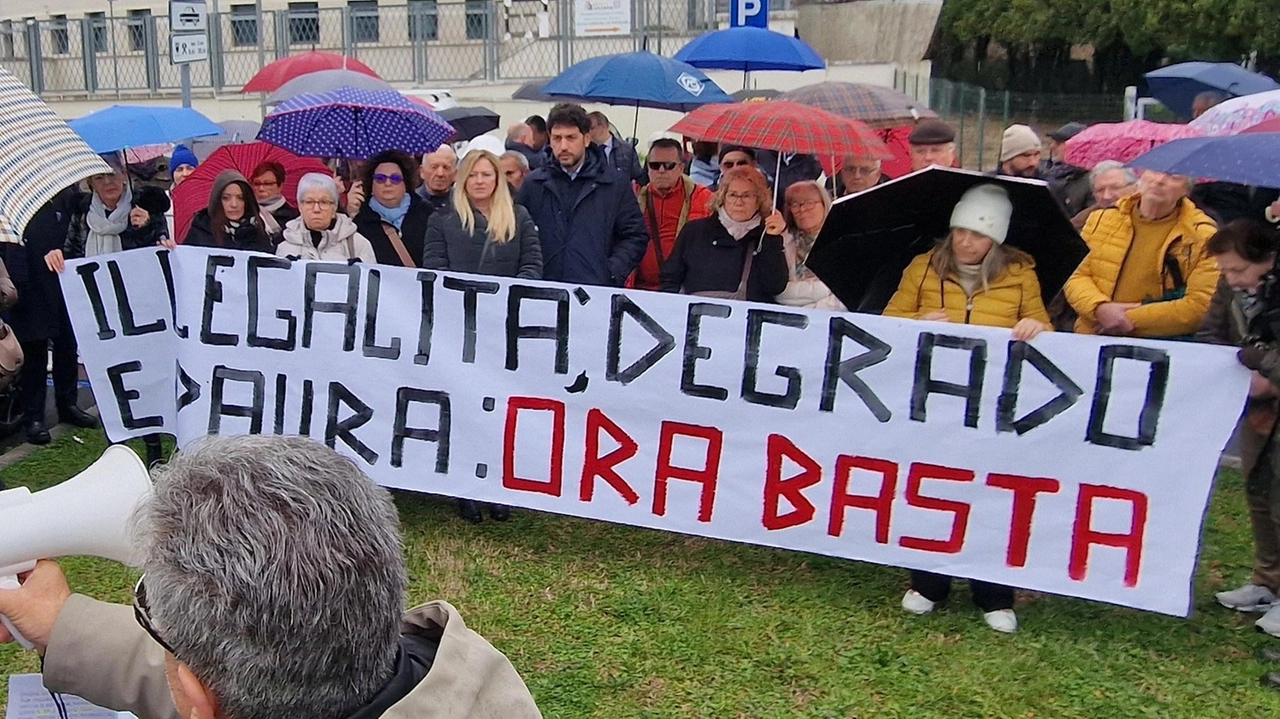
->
<box><xmin>0</xmin><ymin>0</ymin><xmax>722</xmax><ymax>97</ymax></box>
<box><xmin>895</xmin><ymin>71</ymin><xmax>1127</xmax><ymax>171</ymax></box>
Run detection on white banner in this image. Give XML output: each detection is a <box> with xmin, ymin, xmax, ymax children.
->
<box><xmin>61</xmin><ymin>248</ymin><xmax>1249</xmax><ymax>616</ymax></box>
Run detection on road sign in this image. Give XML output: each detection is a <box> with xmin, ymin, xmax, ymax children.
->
<box><xmin>729</xmin><ymin>0</ymin><xmax>768</xmax><ymax>28</ymax></box>
<box><xmin>170</xmin><ymin>32</ymin><xmax>208</xmax><ymax>64</ymax></box>
<box><xmin>170</xmin><ymin>1</ymin><xmax>208</xmax><ymax>32</ymax></box>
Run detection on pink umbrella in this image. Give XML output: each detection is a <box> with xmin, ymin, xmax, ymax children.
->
<box><xmin>1063</xmin><ymin>120</ymin><xmax>1202</xmax><ymax>169</ymax></box>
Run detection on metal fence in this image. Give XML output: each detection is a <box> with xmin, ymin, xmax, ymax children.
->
<box><xmin>895</xmin><ymin>71</ymin><xmax>1127</xmax><ymax>171</ymax></box>
<box><xmin>0</xmin><ymin>0</ymin><xmax>721</xmax><ymax>97</ymax></box>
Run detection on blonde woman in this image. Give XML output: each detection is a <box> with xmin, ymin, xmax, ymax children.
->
<box><xmin>776</xmin><ymin>180</ymin><xmax>845</xmax><ymax>311</ymax></box>
<box><xmin>884</xmin><ymin>183</ymin><xmax>1050</xmax><ymax>634</ymax></box>
<box><xmin>422</xmin><ymin>149</ymin><xmax>542</xmax><ymax>280</ymax></box>
<box><xmin>422</xmin><ymin>148</ymin><xmax>541</xmax><ymax>524</ymax></box>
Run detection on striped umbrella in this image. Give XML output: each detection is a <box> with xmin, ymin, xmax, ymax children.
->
<box><xmin>0</xmin><ymin>68</ymin><xmax>110</xmax><ymax>244</ymax></box>
<box><xmin>775</xmin><ymin>82</ymin><xmax>936</xmax><ymax>130</ymax></box>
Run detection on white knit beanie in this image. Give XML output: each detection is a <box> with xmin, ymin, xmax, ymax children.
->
<box><xmin>949</xmin><ymin>184</ymin><xmax>1013</xmax><ymax>244</ymax></box>
<box><xmin>999</xmin><ymin>124</ymin><xmax>1042</xmax><ymax>163</ymax></box>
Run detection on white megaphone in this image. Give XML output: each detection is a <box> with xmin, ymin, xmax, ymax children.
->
<box><xmin>0</xmin><ymin>445</ymin><xmax>152</xmax><ymax>648</ymax></box>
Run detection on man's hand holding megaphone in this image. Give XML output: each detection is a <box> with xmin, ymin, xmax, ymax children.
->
<box><xmin>0</xmin><ymin>561</ymin><xmax>71</xmax><ymax>653</ymax></box>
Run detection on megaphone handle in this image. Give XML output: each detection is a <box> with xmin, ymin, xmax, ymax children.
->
<box><xmin>0</xmin><ymin>575</ymin><xmax>33</xmax><ymax>650</ymax></box>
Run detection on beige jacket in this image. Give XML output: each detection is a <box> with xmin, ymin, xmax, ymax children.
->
<box><xmin>276</xmin><ymin>213</ymin><xmax>377</xmax><ymax>264</ymax></box>
<box><xmin>42</xmin><ymin>595</ymin><xmax>542</xmax><ymax>719</ymax></box>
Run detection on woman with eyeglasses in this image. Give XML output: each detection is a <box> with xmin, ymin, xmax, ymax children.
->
<box><xmin>351</xmin><ymin>150</ymin><xmax>434</xmax><ymax>268</ymax></box>
<box><xmin>423</xmin><ymin>148</ymin><xmax>541</xmax><ymax>523</ymax></box>
<box><xmin>275</xmin><ymin>173</ymin><xmax>376</xmax><ymax>263</ymax></box>
<box><xmin>660</xmin><ymin>166</ymin><xmax>788</xmax><ymax>302</ymax></box>
<box><xmin>775</xmin><ymin>181</ymin><xmax>845</xmax><ymax>311</ymax></box>
<box><xmin>249</xmin><ymin>161</ymin><xmax>300</xmax><ymax>243</ymax></box>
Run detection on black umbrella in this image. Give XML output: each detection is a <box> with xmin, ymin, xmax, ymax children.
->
<box><xmin>438</xmin><ymin>106</ymin><xmax>501</xmax><ymax>141</ymax></box>
<box><xmin>512</xmin><ymin>79</ymin><xmax>560</xmax><ymax>103</ymax></box>
<box><xmin>808</xmin><ymin>166</ymin><xmax>1088</xmax><ymax>314</ymax></box>
<box><xmin>731</xmin><ymin>88</ymin><xmax>778</xmax><ymax>102</ymax></box>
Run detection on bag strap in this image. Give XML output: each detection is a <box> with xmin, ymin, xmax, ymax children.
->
<box><xmin>381</xmin><ymin>222</ymin><xmax>416</xmax><ymax>268</ymax></box>
<box><xmin>1163</xmin><ymin>250</ymin><xmax>1186</xmax><ymax>293</ymax></box>
<box><xmin>642</xmin><ymin>188</ymin><xmax>666</xmax><ymax>268</ymax></box>
<box><xmin>733</xmin><ymin>229</ymin><xmax>763</xmax><ymax>301</ymax></box>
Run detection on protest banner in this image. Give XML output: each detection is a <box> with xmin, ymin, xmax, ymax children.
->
<box><xmin>61</xmin><ymin>247</ymin><xmax>1249</xmax><ymax>616</ymax></box>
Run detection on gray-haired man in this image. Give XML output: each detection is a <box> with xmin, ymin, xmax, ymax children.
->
<box><xmin>0</xmin><ymin>436</ymin><xmax>541</xmax><ymax>719</ymax></box>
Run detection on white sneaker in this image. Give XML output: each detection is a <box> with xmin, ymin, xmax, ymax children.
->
<box><xmin>1257</xmin><ymin>604</ymin><xmax>1280</xmax><ymax>638</ymax></box>
<box><xmin>983</xmin><ymin>609</ymin><xmax>1019</xmax><ymax>634</ymax></box>
<box><xmin>1217</xmin><ymin>583</ymin><xmax>1277</xmax><ymax>612</ymax></box>
<box><xmin>901</xmin><ymin>589</ymin><xmax>936</xmax><ymax>615</ymax></box>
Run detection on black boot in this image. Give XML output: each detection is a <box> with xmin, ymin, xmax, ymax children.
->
<box><xmin>58</xmin><ymin>405</ymin><xmax>100</xmax><ymax>429</ymax></box>
<box><xmin>489</xmin><ymin>504</ymin><xmax>511</xmax><ymax>522</ymax></box>
<box><xmin>458</xmin><ymin>500</ymin><xmax>483</xmax><ymax>524</ymax></box>
<box><xmin>24</xmin><ymin>420</ymin><xmax>50</xmax><ymax>446</ymax></box>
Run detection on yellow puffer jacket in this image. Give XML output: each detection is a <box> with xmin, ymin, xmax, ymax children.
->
<box><xmin>1064</xmin><ymin>194</ymin><xmax>1218</xmax><ymax>337</ymax></box>
<box><xmin>883</xmin><ymin>249</ymin><xmax>1051</xmax><ymax>329</ymax></box>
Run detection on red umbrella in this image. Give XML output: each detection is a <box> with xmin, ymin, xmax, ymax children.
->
<box><xmin>172</xmin><ymin>141</ymin><xmax>330</xmax><ymax>242</ymax></box>
<box><xmin>1063</xmin><ymin>120</ymin><xmax>1202</xmax><ymax>170</ymax></box>
<box><xmin>1241</xmin><ymin>116</ymin><xmax>1280</xmax><ymax>134</ymax></box>
<box><xmin>670</xmin><ymin>101</ymin><xmax>892</xmax><ymax>160</ymax></box>
<box><xmin>242</xmin><ymin>51</ymin><xmax>380</xmax><ymax>94</ymax></box>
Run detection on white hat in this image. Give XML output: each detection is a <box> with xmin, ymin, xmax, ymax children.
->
<box><xmin>949</xmin><ymin>184</ymin><xmax>1013</xmax><ymax>244</ymax></box>
<box><xmin>999</xmin><ymin>124</ymin><xmax>1041</xmax><ymax>163</ymax></box>
<box><xmin>459</xmin><ymin>134</ymin><xmax>506</xmax><ymax>160</ymax></box>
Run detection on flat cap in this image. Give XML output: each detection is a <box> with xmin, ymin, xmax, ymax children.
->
<box><xmin>1047</xmin><ymin>122</ymin><xmax>1087</xmax><ymax>143</ymax></box>
<box><xmin>908</xmin><ymin>118</ymin><xmax>956</xmax><ymax>145</ymax></box>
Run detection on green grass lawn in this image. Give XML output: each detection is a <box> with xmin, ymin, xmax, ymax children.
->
<box><xmin>4</xmin><ymin>430</ymin><xmax>1280</xmax><ymax>718</ymax></box>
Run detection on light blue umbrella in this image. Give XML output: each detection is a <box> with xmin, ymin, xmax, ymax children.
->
<box><xmin>69</xmin><ymin>105</ymin><xmax>223</xmax><ymax>154</ymax></box>
<box><xmin>1127</xmin><ymin>134</ymin><xmax>1280</xmax><ymax>189</ymax></box>
<box><xmin>1145</xmin><ymin>62</ymin><xmax>1280</xmax><ymax>120</ymax></box>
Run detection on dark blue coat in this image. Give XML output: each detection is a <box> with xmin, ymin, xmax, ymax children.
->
<box><xmin>515</xmin><ymin>145</ymin><xmax>650</xmax><ymax>286</ymax></box>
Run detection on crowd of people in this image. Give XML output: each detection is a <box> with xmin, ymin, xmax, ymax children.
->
<box><xmin>10</xmin><ymin>93</ymin><xmax>1280</xmax><ymax>655</ymax></box>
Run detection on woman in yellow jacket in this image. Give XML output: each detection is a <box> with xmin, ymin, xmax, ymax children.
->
<box><xmin>884</xmin><ymin>183</ymin><xmax>1050</xmax><ymax>634</ymax></box>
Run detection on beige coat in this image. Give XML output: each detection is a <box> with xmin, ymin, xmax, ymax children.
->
<box><xmin>42</xmin><ymin>595</ymin><xmax>543</xmax><ymax>719</ymax></box>
<box><xmin>276</xmin><ymin>213</ymin><xmax>377</xmax><ymax>264</ymax></box>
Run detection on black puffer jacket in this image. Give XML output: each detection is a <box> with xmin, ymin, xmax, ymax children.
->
<box><xmin>422</xmin><ymin>204</ymin><xmax>541</xmax><ymax>279</ymax></box>
<box><xmin>352</xmin><ymin>193</ymin><xmax>434</xmax><ymax>268</ymax></box>
<box><xmin>64</xmin><ymin>186</ymin><xmax>171</xmax><ymax>258</ymax></box>
<box><xmin>660</xmin><ymin>214</ymin><xmax>788</xmax><ymax>303</ymax></box>
<box><xmin>183</xmin><ymin>210</ymin><xmax>273</xmax><ymax>253</ymax></box>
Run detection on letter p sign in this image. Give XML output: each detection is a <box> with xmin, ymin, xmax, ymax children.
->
<box><xmin>730</xmin><ymin>0</ymin><xmax>768</xmax><ymax>28</ymax></box>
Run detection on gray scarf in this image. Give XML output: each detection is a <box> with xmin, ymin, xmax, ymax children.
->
<box><xmin>85</xmin><ymin>186</ymin><xmax>133</xmax><ymax>256</ymax></box>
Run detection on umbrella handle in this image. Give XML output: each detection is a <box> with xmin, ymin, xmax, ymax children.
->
<box><xmin>771</xmin><ymin>151</ymin><xmax>782</xmax><ymax>209</ymax></box>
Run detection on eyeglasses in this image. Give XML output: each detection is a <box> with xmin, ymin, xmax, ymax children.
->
<box><xmin>301</xmin><ymin>199</ymin><xmax>336</xmax><ymax>209</ymax></box>
<box><xmin>647</xmin><ymin>161</ymin><xmax>679</xmax><ymax>171</ymax></box>
<box><xmin>843</xmin><ymin>166</ymin><xmax>879</xmax><ymax>177</ymax></box>
<box><xmin>726</xmin><ymin>192</ymin><xmax>755</xmax><ymax>202</ymax></box>
<box><xmin>373</xmin><ymin>173</ymin><xmax>404</xmax><ymax>185</ymax></box>
<box><xmin>133</xmin><ymin>575</ymin><xmax>178</xmax><ymax>656</ymax></box>
<box><xmin>721</xmin><ymin>159</ymin><xmax>752</xmax><ymax>168</ymax></box>
<box><xmin>787</xmin><ymin>199</ymin><xmax>821</xmax><ymax>211</ymax></box>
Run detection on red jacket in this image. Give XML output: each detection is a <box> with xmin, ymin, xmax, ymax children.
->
<box><xmin>634</xmin><ymin>177</ymin><xmax>713</xmax><ymax>290</ymax></box>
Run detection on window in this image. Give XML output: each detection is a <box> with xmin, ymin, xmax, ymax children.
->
<box><xmin>464</xmin><ymin>0</ymin><xmax>489</xmax><ymax>40</ymax></box>
<box><xmin>87</xmin><ymin>12</ymin><xmax>108</xmax><ymax>53</ymax></box>
<box><xmin>127</xmin><ymin>9</ymin><xmax>150</xmax><ymax>52</ymax></box>
<box><xmin>348</xmin><ymin>1</ymin><xmax>378</xmax><ymax>43</ymax></box>
<box><xmin>408</xmin><ymin>0</ymin><xmax>437</xmax><ymax>41</ymax></box>
<box><xmin>288</xmin><ymin>2</ymin><xmax>320</xmax><ymax>45</ymax></box>
<box><xmin>50</xmin><ymin>15</ymin><xmax>69</xmax><ymax>55</ymax></box>
<box><xmin>230</xmin><ymin>4</ymin><xmax>258</xmax><ymax>46</ymax></box>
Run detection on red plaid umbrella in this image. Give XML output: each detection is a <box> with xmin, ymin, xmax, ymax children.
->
<box><xmin>242</xmin><ymin>51</ymin><xmax>380</xmax><ymax>94</ymax></box>
<box><xmin>670</xmin><ymin>101</ymin><xmax>892</xmax><ymax>159</ymax></box>
<box><xmin>172</xmin><ymin>141</ymin><xmax>330</xmax><ymax>242</ymax></box>
<box><xmin>775</xmin><ymin>82</ymin><xmax>936</xmax><ymax>130</ymax></box>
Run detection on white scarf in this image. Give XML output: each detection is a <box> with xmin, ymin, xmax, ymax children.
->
<box><xmin>85</xmin><ymin>186</ymin><xmax>133</xmax><ymax>257</ymax></box>
<box><xmin>717</xmin><ymin>207</ymin><xmax>761</xmax><ymax>241</ymax></box>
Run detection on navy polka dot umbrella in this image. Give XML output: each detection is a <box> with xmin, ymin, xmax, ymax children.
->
<box><xmin>259</xmin><ymin>86</ymin><xmax>455</xmax><ymax>160</ymax></box>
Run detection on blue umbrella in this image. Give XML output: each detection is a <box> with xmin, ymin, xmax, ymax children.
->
<box><xmin>674</xmin><ymin>27</ymin><xmax>825</xmax><ymax>73</ymax></box>
<box><xmin>258</xmin><ymin>86</ymin><xmax>454</xmax><ymax>160</ymax></box>
<box><xmin>1145</xmin><ymin>62</ymin><xmax>1280</xmax><ymax>119</ymax></box>
<box><xmin>542</xmin><ymin>51</ymin><xmax>734</xmax><ymax>112</ymax></box>
<box><xmin>1127</xmin><ymin>134</ymin><xmax>1280</xmax><ymax>189</ymax></box>
<box><xmin>68</xmin><ymin>105</ymin><xmax>223</xmax><ymax>154</ymax></box>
